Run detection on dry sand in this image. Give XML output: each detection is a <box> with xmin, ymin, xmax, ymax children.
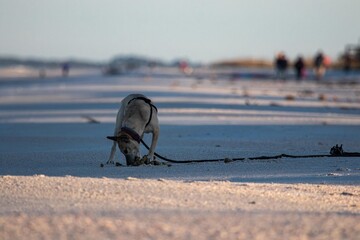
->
<box><xmin>1</xmin><ymin>175</ymin><xmax>359</xmax><ymax>240</ymax></box>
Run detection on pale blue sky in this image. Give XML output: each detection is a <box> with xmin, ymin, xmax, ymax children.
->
<box><xmin>0</xmin><ymin>0</ymin><xmax>359</xmax><ymax>63</ymax></box>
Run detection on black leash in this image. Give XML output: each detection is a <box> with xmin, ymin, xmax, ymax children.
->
<box><xmin>140</xmin><ymin>141</ymin><xmax>360</xmax><ymax>164</ymax></box>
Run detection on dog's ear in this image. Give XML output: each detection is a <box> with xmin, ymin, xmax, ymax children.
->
<box><xmin>106</xmin><ymin>136</ymin><xmax>119</xmax><ymax>141</ymax></box>
<box><xmin>106</xmin><ymin>135</ymin><xmax>130</xmax><ymax>143</ymax></box>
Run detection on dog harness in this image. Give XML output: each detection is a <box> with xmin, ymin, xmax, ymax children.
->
<box><xmin>120</xmin><ymin>97</ymin><xmax>158</xmax><ymax>143</ymax></box>
<box><xmin>127</xmin><ymin>96</ymin><xmax>158</xmax><ymax>128</ymax></box>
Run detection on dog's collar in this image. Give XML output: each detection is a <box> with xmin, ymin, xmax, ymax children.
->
<box><xmin>120</xmin><ymin>127</ymin><xmax>141</xmax><ymax>144</ymax></box>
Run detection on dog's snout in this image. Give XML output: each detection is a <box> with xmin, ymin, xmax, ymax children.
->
<box><xmin>125</xmin><ymin>155</ymin><xmax>135</xmax><ymax>166</ymax></box>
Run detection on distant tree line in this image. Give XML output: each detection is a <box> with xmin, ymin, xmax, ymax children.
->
<box><xmin>0</xmin><ymin>56</ymin><xmax>103</xmax><ymax>68</ymax></box>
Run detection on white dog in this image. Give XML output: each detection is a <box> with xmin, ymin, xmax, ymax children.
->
<box><xmin>106</xmin><ymin>94</ymin><xmax>159</xmax><ymax>166</ymax></box>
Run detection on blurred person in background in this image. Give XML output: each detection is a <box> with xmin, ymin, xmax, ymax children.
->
<box><xmin>313</xmin><ymin>51</ymin><xmax>327</xmax><ymax>80</ymax></box>
<box><xmin>274</xmin><ymin>52</ymin><xmax>288</xmax><ymax>80</ymax></box>
<box><xmin>294</xmin><ymin>56</ymin><xmax>305</xmax><ymax>80</ymax></box>
<box><xmin>62</xmin><ymin>62</ymin><xmax>70</xmax><ymax>77</ymax></box>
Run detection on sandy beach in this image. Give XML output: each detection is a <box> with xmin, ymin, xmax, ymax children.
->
<box><xmin>1</xmin><ymin>67</ymin><xmax>360</xmax><ymax>239</ymax></box>
<box><xmin>1</xmin><ymin>176</ymin><xmax>359</xmax><ymax>239</ymax></box>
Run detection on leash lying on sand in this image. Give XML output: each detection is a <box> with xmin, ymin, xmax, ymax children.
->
<box><xmin>101</xmin><ymin>143</ymin><xmax>360</xmax><ymax>167</ymax></box>
<box><xmin>138</xmin><ymin>142</ymin><xmax>360</xmax><ymax>165</ymax></box>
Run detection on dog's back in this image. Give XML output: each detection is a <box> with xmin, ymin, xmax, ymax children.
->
<box><xmin>114</xmin><ymin>94</ymin><xmax>147</xmax><ymax>132</ymax></box>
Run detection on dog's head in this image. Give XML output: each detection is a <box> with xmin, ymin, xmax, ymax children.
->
<box><xmin>107</xmin><ymin>134</ymin><xmax>140</xmax><ymax>166</ymax></box>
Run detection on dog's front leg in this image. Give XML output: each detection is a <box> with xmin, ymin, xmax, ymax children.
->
<box><xmin>147</xmin><ymin>128</ymin><xmax>159</xmax><ymax>161</ymax></box>
<box><xmin>106</xmin><ymin>109</ymin><xmax>124</xmax><ymax>164</ymax></box>
<box><xmin>106</xmin><ymin>141</ymin><xmax>117</xmax><ymax>164</ymax></box>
